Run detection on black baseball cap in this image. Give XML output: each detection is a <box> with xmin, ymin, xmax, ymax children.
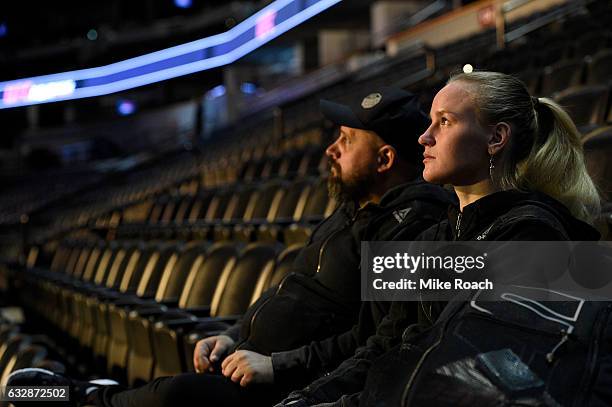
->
<box><xmin>320</xmin><ymin>87</ymin><xmax>429</xmax><ymax>160</ymax></box>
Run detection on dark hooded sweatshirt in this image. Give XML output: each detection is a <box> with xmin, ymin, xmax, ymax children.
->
<box><xmin>221</xmin><ymin>179</ymin><xmax>453</xmax><ymax>391</ymax></box>
<box><xmin>277</xmin><ymin>189</ymin><xmax>600</xmax><ymax>407</ymax></box>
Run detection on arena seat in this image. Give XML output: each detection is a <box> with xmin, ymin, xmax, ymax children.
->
<box><xmin>182</xmin><ymin>243</ymin><xmax>304</xmax><ymax>372</ymax></box>
<box><xmin>257</xmin><ymin>178</ymin><xmax>316</xmax><ymax>242</ymax></box>
<box><xmin>158</xmin><ymin>196</ymin><xmax>181</xmax><ymax>224</ymax></box>
<box><xmin>184</xmin><ymin>191</ymin><xmax>215</xmax><ymax>222</ymax></box>
<box><xmin>587</xmin><ymin>48</ymin><xmax>612</xmax><ymax>85</ymax></box>
<box><xmin>212</xmin><ymin>185</ymin><xmax>258</xmax><ymax>241</ymax></box>
<box><xmin>121</xmin><ymin>242</ymin><xmax>210</xmax><ymax>385</ymax></box>
<box><xmin>573</xmin><ymin>31</ymin><xmax>610</xmax><ymax>59</ymax></box>
<box><xmin>515</xmin><ymin>68</ymin><xmax>540</xmax><ymax>95</ymax></box>
<box><xmin>554</xmin><ymin>85</ymin><xmax>609</xmax><ymax>133</ymax></box>
<box><xmin>150</xmin><ymin>242</ymin><xmax>281</xmax><ymax>379</ymax></box>
<box><xmin>540</xmin><ymin>60</ymin><xmax>583</xmax><ymax>96</ymax></box>
<box><xmin>0</xmin><ymin>334</ymin><xmax>31</xmax><ymax>386</ymax></box>
<box><xmin>104</xmin><ymin>243</ymin><xmax>184</xmax><ymax>379</ymax></box>
<box><xmin>233</xmin><ymin>179</ymin><xmax>290</xmax><ymax>242</ymax></box>
<box><xmin>122</xmin><ymin>242</ymin><xmax>240</xmax><ymax>383</ymax></box>
<box><xmin>5</xmin><ymin>344</ymin><xmax>48</xmax><ymax>375</ymax></box>
<box><xmin>284</xmin><ymin>178</ymin><xmax>336</xmax><ymax>245</ymax></box>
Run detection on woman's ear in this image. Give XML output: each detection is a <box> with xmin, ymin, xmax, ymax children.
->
<box><xmin>489</xmin><ymin>122</ymin><xmax>511</xmax><ymax>155</ymax></box>
<box><xmin>377</xmin><ymin>145</ymin><xmax>396</xmax><ymax>173</ymax></box>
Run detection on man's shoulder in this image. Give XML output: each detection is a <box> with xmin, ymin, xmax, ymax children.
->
<box><xmin>382</xmin><ymin>181</ymin><xmax>454</xmax><ymax>209</ymax></box>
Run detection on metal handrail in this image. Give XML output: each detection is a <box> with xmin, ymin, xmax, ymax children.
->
<box><xmin>503</xmin><ymin>0</ymin><xmax>591</xmax><ymax>43</ymax></box>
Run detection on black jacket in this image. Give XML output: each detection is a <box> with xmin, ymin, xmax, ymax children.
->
<box><xmin>222</xmin><ymin>179</ymin><xmax>452</xmax><ymax>390</ymax></box>
<box><xmin>278</xmin><ymin>189</ymin><xmax>600</xmax><ymax>407</ymax></box>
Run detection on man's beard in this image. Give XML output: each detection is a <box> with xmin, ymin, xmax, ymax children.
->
<box><xmin>327</xmin><ymin>160</ymin><xmax>378</xmax><ymax>203</ymax></box>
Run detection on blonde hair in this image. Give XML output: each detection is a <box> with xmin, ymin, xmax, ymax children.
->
<box><xmin>448</xmin><ymin>71</ymin><xmax>600</xmax><ymax>224</ymax></box>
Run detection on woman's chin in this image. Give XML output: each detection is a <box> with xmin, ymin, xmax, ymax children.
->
<box><xmin>422</xmin><ymin>170</ymin><xmax>446</xmax><ymax>185</ymax></box>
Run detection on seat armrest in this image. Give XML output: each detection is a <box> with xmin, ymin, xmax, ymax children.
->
<box><xmin>183</xmin><ymin>306</ymin><xmax>211</xmax><ymax>317</ymax></box>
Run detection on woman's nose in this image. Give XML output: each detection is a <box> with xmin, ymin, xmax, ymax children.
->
<box><xmin>418</xmin><ymin>126</ymin><xmax>434</xmax><ymax>146</ymax></box>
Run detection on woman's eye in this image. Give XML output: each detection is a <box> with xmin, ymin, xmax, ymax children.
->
<box><xmin>440</xmin><ymin>117</ymin><xmax>449</xmax><ymax>125</ymax></box>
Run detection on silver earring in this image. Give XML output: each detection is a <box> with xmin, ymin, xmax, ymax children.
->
<box><xmin>489</xmin><ymin>154</ymin><xmax>495</xmax><ymax>179</ymax></box>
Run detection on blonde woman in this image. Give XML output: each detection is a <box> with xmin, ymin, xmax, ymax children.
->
<box><xmin>277</xmin><ymin>72</ymin><xmax>607</xmax><ymax>407</ymax></box>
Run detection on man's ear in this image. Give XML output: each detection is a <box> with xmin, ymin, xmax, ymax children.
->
<box><xmin>377</xmin><ymin>145</ymin><xmax>396</xmax><ymax>173</ymax></box>
<box><xmin>489</xmin><ymin>122</ymin><xmax>511</xmax><ymax>156</ymax></box>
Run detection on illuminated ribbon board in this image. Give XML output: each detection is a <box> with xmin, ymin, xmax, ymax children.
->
<box><xmin>0</xmin><ymin>0</ymin><xmax>342</xmax><ymax>109</ymax></box>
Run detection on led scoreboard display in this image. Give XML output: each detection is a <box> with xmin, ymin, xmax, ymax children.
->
<box><xmin>0</xmin><ymin>0</ymin><xmax>342</xmax><ymax>109</ymax></box>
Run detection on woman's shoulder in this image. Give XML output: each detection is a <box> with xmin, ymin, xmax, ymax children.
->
<box><xmin>490</xmin><ymin>193</ymin><xmax>599</xmax><ymax>241</ymax></box>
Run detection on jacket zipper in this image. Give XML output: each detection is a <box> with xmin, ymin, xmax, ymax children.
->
<box><xmin>400</xmin><ymin>303</ymin><xmax>464</xmax><ymax>407</ymax></box>
<box><xmin>316</xmin><ymin>210</ymin><xmax>361</xmax><ymax>273</ymax></box>
<box><xmin>454</xmin><ymin>212</ymin><xmax>462</xmax><ymax>240</ymax></box>
<box><xmin>235</xmin><ymin>273</ymin><xmax>292</xmax><ymax>350</ymax></box>
<box><xmin>238</xmin><ymin>210</ymin><xmax>359</xmax><ymax>349</ymax></box>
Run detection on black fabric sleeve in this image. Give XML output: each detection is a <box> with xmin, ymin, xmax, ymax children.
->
<box><xmin>221</xmin><ymin>319</ymin><xmax>242</xmax><ymax>342</ymax></box>
<box><xmin>275</xmin><ymin>301</ymin><xmax>420</xmax><ymax>405</ymax></box>
<box><xmin>270</xmin><ymin>301</ymin><xmax>389</xmax><ymax>388</ymax></box>
<box><xmin>270</xmin><ymin>327</ymin><xmax>360</xmax><ymax>388</ymax></box>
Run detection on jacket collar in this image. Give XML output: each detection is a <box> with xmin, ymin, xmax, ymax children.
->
<box><xmin>448</xmin><ymin>189</ymin><xmax>600</xmax><ymax>240</ymax></box>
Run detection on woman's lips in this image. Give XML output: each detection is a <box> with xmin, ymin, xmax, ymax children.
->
<box><xmin>423</xmin><ymin>154</ymin><xmax>435</xmax><ymax>163</ymax></box>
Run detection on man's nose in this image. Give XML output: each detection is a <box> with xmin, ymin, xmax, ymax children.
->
<box><xmin>326</xmin><ymin>141</ymin><xmax>339</xmax><ymax>159</ymax></box>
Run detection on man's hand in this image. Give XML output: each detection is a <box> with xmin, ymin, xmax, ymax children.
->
<box><xmin>193</xmin><ymin>335</ymin><xmax>235</xmax><ymax>373</ymax></box>
<box><xmin>221</xmin><ymin>350</ymin><xmax>274</xmax><ymax>387</ymax></box>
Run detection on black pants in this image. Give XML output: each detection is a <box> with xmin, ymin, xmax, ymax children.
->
<box><xmin>91</xmin><ymin>373</ymin><xmax>285</xmax><ymax>407</ymax></box>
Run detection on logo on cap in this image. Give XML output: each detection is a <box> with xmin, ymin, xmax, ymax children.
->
<box><xmin>361</xmin><ymin>93</ymin><xmax>382</xmax><ymax>109</ymax></box>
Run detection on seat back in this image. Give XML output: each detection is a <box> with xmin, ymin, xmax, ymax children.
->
<box><xmin>94</xmin><ymin>242</ymin><xmax>119</xmax><ymax>286</ymax></box>
<box><xmin>9</xmin><ymin>344</ymin><xmax>47</xmax><ymax>373</ymax></box>
<box><xmin>82</xmin><ymin>242</ymin><xmax>105</xmax><ymax>282</ymax></box>
<box><xmin>154</xmin><ymin>242</ymin><xmax>210</xmax><ymax>302</ymax></box>
<box><xmin>173</xmin><ymin>195</ymin><xmax>195</xmax><ymax>223</ymax></box>
<box><xmin>540</xmin><ymin>60</ymin><xmax>583</xmax><ymax>96</ymax></box>
<box><xmin>223</xmin><ymin>186</ymin><xmax>257</xmax><ymax>222</ymax></box>
<box><xmin>587</xmin><ymin>49</ymin><xmax>612</xmax><ymax>85</ymax></box>
<box><xmin>104</xmin><ymin>242</ymin><xmax>140</xmax><ymax>289</ymax></box>
<box><xmin>211</xmin><ymin>242</ymin><xmax>282</xmax><ymax>317</ymax></box>
<box><xmin>178</xmin><ymin>242</ymin><xmax>241</xmax><ymax>309</ymax></box>
<box><xmin>244</xmin><ymin>180</ymin><xmax>287</xmax><ymax>222</ymax></box>
<box><xmin>63</xmin><ymin>243</ymin><xmax>84</xmax><ymax>276</ymax></box>
<box><xmin>204</xmin><ymin>189</ymin><xmax>233</xmax><ymax>221</ymax></box>
<box><xmin>275</xmin><ymin>179</ymin><xmax>313</xmax><ymax>222</ymax></box>
<box><xmin>135</xmin><ymin>243</ymin><xmax>183</xmax><ymax>298</ymax></box>
<box><xmin>72</xmin><ymin>243</ymin><xmax>95</xmax><ymax>280</ymax></box>
<box><xmin>118</xmin><ymin>243</ymin><xmax>153</xmax><ymax>293</ymax></box>
<box><xmin>185</xmin><ymin>192</ymin><xmax>214</xmax><ymax>222</ymax></box>
<box><xmin>301</xmin><ymin>179</ymin><xmax>333</xmax><ymax>221</ymax></box>
<box><xmin>49</xmin><ymin>241</ymin><xmax>72</xmax><ymax>273</ymax></box>
<box><xmin>255</xmin><ymin>244</ymin><xmax>303</xmax><ymax>295</ymax></box>
<box><xmin>554</xmin><ymin>85</ymin><xmax>609</xmax><ymax>129</ymax></box>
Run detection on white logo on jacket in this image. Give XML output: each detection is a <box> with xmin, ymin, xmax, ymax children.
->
<box><xmin>393</xmin><ymin>207</ymin><xmax>412</xmax><ymax>223</ymax></box>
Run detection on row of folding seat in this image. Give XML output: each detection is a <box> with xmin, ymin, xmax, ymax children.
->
<box><xmin>18</xmin><ymin>237</ymin><xmax>303</xmax><ymax>386</ymax></box>
<box><xmin>201</xmin><ymin>137</ymin><xmax>326</xmax><ymax>189</ymax></box>
<box><xmin>117</xmin><ymin>177</ymin><xmax>336</xmax><ymax>245</ymax></box>
<box><xmin>28</xmin><ymin>128</ymin><xmax>326</xmax><ymax>244</ymax></box>
<box><xmin>521</xmin><ymin>48</ymin><xmax>612</xmax><ymax>97</ymax></box>
<box><xmin>489</xmin><ymin>44</ymin><xmax>612</xmax><ymax>134</ymax></box>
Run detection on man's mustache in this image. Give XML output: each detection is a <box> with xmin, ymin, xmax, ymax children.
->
<box><xmin>328</xmin><ymin>159</ymin><xmax>341</xmax><ymax>174</ymax></box>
